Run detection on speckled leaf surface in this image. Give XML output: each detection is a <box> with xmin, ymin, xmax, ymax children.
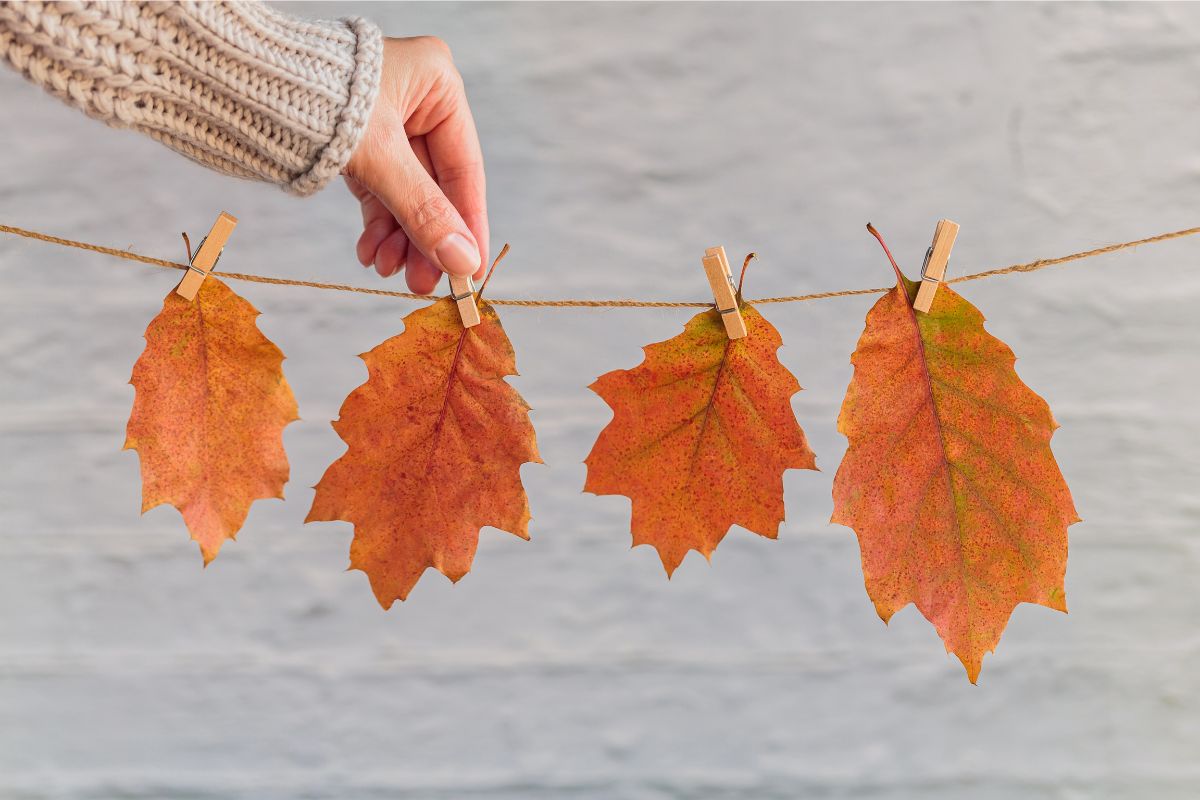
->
<box><xmin>125</xmin><ymin>277</ymin><xmax>298</xmax><ymax>563</ymax></box>
<box><xmin>584</xmin><ymin>304</ymin><xmax>816</xmax><ymax>575</ymax></box>
<box><xmin>306</xmin><ymin>297</ymin><xmax>540</xmax><ymax>609</ymax></box>
<box><xmin>832</xmin><ymin>265</ymin><xmax>1079</xmax><ymax>683</ymax></box>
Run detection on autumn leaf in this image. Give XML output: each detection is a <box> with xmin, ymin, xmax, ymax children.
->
<box><xmin>125</xmin><ymin>277</ymin><xmax>298</xmax><ymax>563</ymax></box>
<box><xmin>831</xmin><ymin>225</ymin><xmax>1080</xmax><ymax>682</ymax></box>
<box><xmin>584</xmin><ymin>297</ymin><xmax>817</xmax><ymax>575</ymax></box>
<box><xmin>306</xmin><ymin>292</ymin><xmax>541</xmax><ymax>609</ymax></box>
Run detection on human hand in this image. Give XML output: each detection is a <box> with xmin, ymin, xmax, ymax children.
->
<box><xmin>343</xmin><ymin>36</ymin><xmax>487</xmax><ymax>294</ymax></box>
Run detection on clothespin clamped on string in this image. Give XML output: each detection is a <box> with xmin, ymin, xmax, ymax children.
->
<box><xmin>912</xmin><ymin>218</ymin><xmax>959</xmax><ymax>313</ymax></box>
<box><xmin>701</xmin><ymin>245</ymin><xmax>748</xmax><ymax>340</ymax></box>
<box><xmin>175</xmin><ymin>212</ymin><xmax>238</xmax><ymax>301</ymax></box>
<box><xmin>448</xmin><ymin>274</ymin><xmax>482</xmax><ymax>328</ymax></box>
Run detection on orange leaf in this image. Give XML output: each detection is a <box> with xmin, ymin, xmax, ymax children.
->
<box><xmin>832</xmin><ymin>231</ymin><xmax>1079</xmax><ymax>682</ymax></box>
<box><xmin>125</xmin><ymin>277</ymin><xmax>298</xmax><ymax>563</ymax></box>
<box><xmin>306</xmin><ymin>297</ymin><xmax>541</xmax><ymax>609</ymax></box>
<box><xmin>585</xmin><ymin>304</ymin><xmax>817</xmax><ymax>575</ymax></box>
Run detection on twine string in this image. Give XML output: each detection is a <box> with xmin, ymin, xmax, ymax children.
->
<box><xmin>2</xmin><ymin>223</ymin><xmax>1198</xmax><ymax>309</ymax></box>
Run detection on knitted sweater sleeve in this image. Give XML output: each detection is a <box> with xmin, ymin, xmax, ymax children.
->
<box><xmin>0</xmin><ymin>1</ymin><xmax>384</xmax><ymax>196</ymax></box>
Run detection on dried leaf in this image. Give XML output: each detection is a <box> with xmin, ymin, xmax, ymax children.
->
<box><xmin>832</xmin><ymin>230</ymin><xmax>1079</xmax><ymax>682</ymax></box>
<box><xmin>585</xmin><ymin>304</ymin><xmax>817</xmax><ymax>574</ymax></box>
<box><xmin>125</xmin><ymin>277</ymin><xmax>298</xmax><ymax>563</ymax></box>
<box><xmin>306</xmin><ymin>297</ymin><xmax>540</xmax><ymax>609</ymax></box>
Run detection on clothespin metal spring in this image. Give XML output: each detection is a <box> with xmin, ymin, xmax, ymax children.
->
<box><xmin>175</xmin><ymin>212</ymin><xmax>238</xmax><ymax>301</ymax></box>
<box><xmin>912</xmin><ymin>219</ymin><xmax>959</xmax><ymax>314</ymax></box>
<box><xmin>448</xmin><ymin>274</ymin><xmax>482</xmax><ymax>328</ymax></box>
<box><xmin>701</xmin><ymin>245</ymin><xmax>748</xmax><ymax>340</ymax></box>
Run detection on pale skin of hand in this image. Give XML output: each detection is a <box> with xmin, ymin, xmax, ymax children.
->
<box><xmin>342</xmin><ymin>36</ymin><xmax>487</xmax><ymax>294</ymax></box>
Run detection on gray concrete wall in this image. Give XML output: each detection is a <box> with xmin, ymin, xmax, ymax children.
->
<box><xmin>2</xmin><ymin>2</ymin><xmax>1199</xmax><ymax>798</ymax></box>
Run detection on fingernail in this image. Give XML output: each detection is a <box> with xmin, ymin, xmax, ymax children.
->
<box><xmin>435</xmin><ymin>232</ymin><xmax>480</xmax><ymax>276</ymax></box>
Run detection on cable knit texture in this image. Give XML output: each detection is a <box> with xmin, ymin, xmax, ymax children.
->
<box><xmin>0</xmin><ymin>0</ymin><xmax>384</xmax><ymax>195</ymax></box>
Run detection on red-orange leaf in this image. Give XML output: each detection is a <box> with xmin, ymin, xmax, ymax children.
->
<box><xmin>832</xmin><ymin>231</ymin><xmax>1079</xmax><ymax>682</ymax></box>
<box><xmin>585</xmin><ymin>304</ymin><xmax>817</xmax><ymax>574</ymax></box>
<box><xmin>306</xmin><ymin>297</ymin><xmax>540</xmax><ymax>609</ymax></box>
<box><xmin>125</xmin><ymin>277</ymin><xmax>298</xmax><ymax>563</ymax></box>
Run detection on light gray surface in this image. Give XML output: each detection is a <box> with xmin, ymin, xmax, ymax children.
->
<box><xmin>2</xmin><ymin>2</ymin><xmax>1200</xmax><ymax>798</ymax></box>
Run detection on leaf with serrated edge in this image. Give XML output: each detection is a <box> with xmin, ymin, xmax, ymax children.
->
<box><xmin>125</xmin><ymin>277</ymin><xmax>298</xmax><ymax>563</ymax></box>
<box><xmin>832</xmin><ymin>245</ymin><xmax>1079</xmax><ymax>683</ymax></box>
<box><xmin>585</xmin><ymin>304</ymin><xmax>816</xmax><ymax>574</ymax></box>
<box><xmin>306</xmin><ymin>297</ymin><xmax>541</xmax><ymax>609</ymax></box>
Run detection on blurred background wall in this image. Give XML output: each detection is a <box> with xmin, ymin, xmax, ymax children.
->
<box><xmin>2</xmin><ymin>2</ymin><xmax>1200</xmax><ymax>798</ymax></box>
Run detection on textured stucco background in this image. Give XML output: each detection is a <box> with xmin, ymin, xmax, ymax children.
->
<box><xmin>3</xmin><ymin>2</ymin><xmax>1200</xmax><ymax>798</ymax></box>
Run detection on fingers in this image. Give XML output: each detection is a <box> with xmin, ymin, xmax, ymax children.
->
<box><xmin>365</xmin><ymin>128</ymin><xmax>482</xmax><ymax>281</ymax></box>
<box><xmin>344</xmin><ymin>140</ymin><xmax>445</xmax><ymax>290</ymax></box>
<box><xmin>404</xmin><ymin>137</ymin><xmax>444</xmax><ymax>294</ymax></box>
<box><xmin>345</xmin><ymin>175</ymin><xmax>404</xmax><ymax>276</ymax></box>
<box><xmin>341</xmin><ymin>37</ymin><xmax>487</xmax><ymax>289</ymax></box>
<box><xmin>374</xmin><ymin>229</ymin><xmax>410</xmax><ymax>278</ymax></box>
<box><xmin>358</xmin><ymin>222</ymin><xmax>398</xmax><ymax>273</ymax></box>
<box><xmin>427</xmin><ymin>98</ymin><xmax>488</xmax><ymax>280</ymax></box>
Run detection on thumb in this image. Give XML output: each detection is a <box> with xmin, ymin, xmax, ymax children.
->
<box><xmin>366</xmin><ymin>143</ymin><xmax>481</xmax><ymax>277</ymax></box>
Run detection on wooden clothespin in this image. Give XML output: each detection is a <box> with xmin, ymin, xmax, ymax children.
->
<box><xmin>912</xmin><ymin>218</ymin><xmax>959</xmax><ymax>313</ymax></box>
<box><xmin>448</xmin><ymin>274</ymin><xmax>481</xmax><ymax>328</ymax></box>
<box><xmin>175</xmin><ymin>212</ymin><xmax>238</xmax><ymax>301</ymax></box>
<box><xmin>701</xmin><ymin>246</ymin><xmax>748</xmax><ymax>340</ymax></box>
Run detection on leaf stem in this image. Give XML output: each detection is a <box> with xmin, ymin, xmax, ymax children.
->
<box><xmin>476</xmin><ymin>243</ymin><xmax>511</xmax><ymax>300</ymax></box>
<box><xmin>865</xmin><ymin>223</ymin><xmax>906</xmax><ymax>285</ymax></box>
<box><xmin>736</xmin><ymin>252</ymin><xmax>757</xmax><ymax>299</ymax></box>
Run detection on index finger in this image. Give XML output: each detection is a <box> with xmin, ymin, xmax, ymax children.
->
<box><xmin>427</xmin><ymin>96</ymin><xmax>488</xmax><ymax>280</ymax></box>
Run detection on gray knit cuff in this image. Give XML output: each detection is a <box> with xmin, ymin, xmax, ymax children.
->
<box><xmin>287</xmin><ymin>16</ymin><xmax>383</xmax><ymax>197</ymax></box>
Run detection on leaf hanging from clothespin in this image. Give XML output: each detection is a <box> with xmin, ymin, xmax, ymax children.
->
<box><xmin>175</xmin><ymin>212</ymin><xmax>238</xmax><ymax>301</ymax></box>
<box><xmin>306</xmin><ymin>244</ymin><xmax>538</xmax><ymax>608</ymax></box>
<box><xmin>912</xmin><ymin>219</ymin><xmax>959</xmax><ymax>313</ymax></box>
<box><xmin>126</xmin><ymin>277</ymin><xmax>298</xmax><ymax>564</ymax></box>
<box><xmin>831</xmin><ymin>222</ymin><xmax>1077</xmax><ymax>682</ymax></box>
<box><xmin>701</xmin><ymin>246</ymin><xmax>748</xmax><ymax>340</ymax></box>
<box><xmin>584</xmin><ymin>250</ymin><xmax>816</xmax><ymax>574</ymax></box>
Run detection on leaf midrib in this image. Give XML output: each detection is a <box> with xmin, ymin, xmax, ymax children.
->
<box><xmin>195</xmin><ymin>294</ymin><xmax>217</xmax><ymax>508</ymax></box>
<box><xmin>898</xmin><ymin>286</ymin><xmax>979</xmax><ymax>645</ymax></box>
<box><xmin>685</xmin><ymin>337</ymin><xmax>733</xmax><ymax>487</ymax></box>
<box><xmin>426</xmin><ymin>326</ymin><xmax>471</xmax><ymax>475</ymax></box>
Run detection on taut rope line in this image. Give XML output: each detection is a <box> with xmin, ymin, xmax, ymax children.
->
<box><xmin>2</xmin><ymin>223</ymin><xmax>1198</xmax><ymax>309</ymax></box>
